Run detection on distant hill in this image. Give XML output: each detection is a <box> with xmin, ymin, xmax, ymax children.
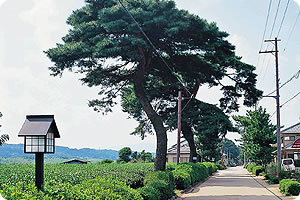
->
<box><xmin>0</xmin><ymin>144</ymin><xmax>118</xmax><ymax>160</ymax></box>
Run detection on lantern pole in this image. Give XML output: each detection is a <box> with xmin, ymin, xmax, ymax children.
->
<box><xmin>35</xmin><ymin>152</ymin><xmax>44</xmax><ymax>190</ymax></box>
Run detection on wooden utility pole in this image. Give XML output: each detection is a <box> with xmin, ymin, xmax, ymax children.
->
<box><xmin>176</xmin><ymin>90</ymin><xmax>182</xmax><ymax>164</ymax></box>
<box><xmin>259</xmin><ymin>37</ymin><xmax>281</xmax><ymax>164</ymax></box>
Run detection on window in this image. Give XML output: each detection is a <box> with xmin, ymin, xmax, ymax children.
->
<box><xmin>287</xmin><ymin>154</ymin><xmax>294</xmax><ymax>160</ymax></box>
<box><xmin>25</xmin><ymin>136</ymin><xmax>45</xmax><ymax>153</ymax></box>
<box><xmin>283</xmin><ymin>159</ymin><xmax>293</xmax><ymax>165</ymax></box>
<box><xmin>284</xmin><ymin>136</ymin><xmax>295</xmax><ymax>141</ymax></box>
<box><xmin>46</xmin><ymin>133</ymin><xmax>54</xmax><ymax>153</ymax></box>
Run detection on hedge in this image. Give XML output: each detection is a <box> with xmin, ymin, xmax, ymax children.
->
<box><xmin>137</xmin><ymin>185</ymin><xmax>161</xmax><ymax>200</ymax></box>
<box><xmin>252</xmin><ymin>166</ymin><xmax>264</xmax><ymax>176</ymax></box>
<box><xmin>216</xmin><ymin>164</ymin><xmax>226</xmax><ymax>170</ymax></box>
<box><xmin>143</xmin><ymin>171</ymin><xmax>175</xmax><ymax>200</ymax></box>
<box><xmin>202</xmin><ymin>162</ymin><xmax>217</xmax><ymax>175</ymax></box>
<box><xmin>172</xmin><ymin>169</ymin><xmax>191</xmax><ymax>189</ymax></box>
<box><xmin>0</xmin><ymin>177</ymin><xmax>143</xmax><ymax>200</ymax></box>
<box><xmin>279</xmin><ymin>179</ymin><xmax>300</xmax><ymax>196</ymax></box>
<box><xmin>246</xmin><ymin>164</ymin><xmax>256</xmax><ymax>173</ymax></box>
<box><xmin>267</xmin><ymin>175</ymin><xmax>279</xmax><ymax>184</ymax></box>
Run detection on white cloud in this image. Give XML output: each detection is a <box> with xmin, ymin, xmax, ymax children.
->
<box><xmin>294</xmin><ymin>0</ymin><xmax>300</xmax><ymax>6</ymax></box>
<box><xmin>228</xmin><ymin>34</ymin><xmax>251</xmax><ymax>63</ymax></box>
<box><xmin>19</xmin><ymin>0</ymin><xmax>60</xmax><ymax>50</ymax></box>
<box><xmin>0</xmin><ymin>0</ymin><xmax>6</xmax><ymax>7</ymax></box>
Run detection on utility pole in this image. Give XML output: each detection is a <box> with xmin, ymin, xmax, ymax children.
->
<box><xmin>176</xmin><ymin>90</ymin><xmax>182</xmax><ymax>164</ymax></box>
<box><xmin>259</xmin><ymin>37</ymin><xmax>281</xmax><ymax>165</ymax></box>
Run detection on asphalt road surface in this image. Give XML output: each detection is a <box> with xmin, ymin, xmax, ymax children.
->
<box><xmin>178</xmin><ymin>166</ymin><xmax>296</xmax><ymax>200</ymax></box>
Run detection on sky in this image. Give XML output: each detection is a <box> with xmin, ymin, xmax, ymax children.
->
<box><xmin>0</xmin><ymin>0</ymin><xmax>300</xmax><ymax>152</ymax></box>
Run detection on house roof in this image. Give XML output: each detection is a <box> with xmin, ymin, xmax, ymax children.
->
<box><xmin>62</xmin><ymin>159</ymin><xmax>89</xmax><ymax>164</ymax></box>
<box><xmin>281</xmin><ymin>122</ymin><xmax>300</xmax><ymax>134</ymax></box>
<box><xmin>167</xmin><ymin>140</ymin><xmax>190</xmax><ymax>154</ymax></box>
<box><xmin>18</xmin><ymin>115</ymin><xmax>60</xmax><ymax>138</ymax></box>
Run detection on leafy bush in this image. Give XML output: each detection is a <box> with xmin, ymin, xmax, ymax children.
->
<box><xmin>0</xmin><ymin>177</ymin><xmax>143</xmax><ymax>200</ymax></box>
<box><xmin>137</xmin><ymin>185</ymin><xmax>160</xmax><ymax>200</ymax></box>
<box><xmin>172</xmin><ymin>169</ymin><xmax>191</xmax><ymax>189</ymax></box>
<box><xmin>259</xmin><ymin>172</ymin><xmax>266</xmax><ymax>176</ymax></box>
<box><xmin>99</xmin><ymin>159</ymin><xmax>114</xmax><ymax>164</ymax></box>
<box><xmin>252</xmin><ymin>166</ymin><xmax>264</xmax><ymax>176</ymax></box>
<box><xmin>264</xmin><ymin>173</ymin><xmax>271</xmax><ymax>180</ymax></box>
<box><xmin>246</xmin><ymin>164</ymin><xmax>256</xmax><ymax>173</ymax></box>
<box><xmin>216</xmin><ymin>164</ymin><xmax>226</xmax><ymax>170</ymax></box>
<box><xmin>0</xmin><ymin>163</ymin><xmax>154</xmax><ymax>198</ymax></box>
<box><xmin>196</xmin><ymin>163</ymin><xmax>209</xmax><ymax>181</ymax></box>
<box><xmin>202</xmin><ymin>162</ymin><xmax>217</xmax><ymax>175</ymax></box>
<box><xmin>280</xmin><ymin>179</ymin><xmax>300</xmax><ymax>196</ymax></box>
<box><xmin>144</xmin><ymin>171</ymin><xmax>175</xmax><ymax>199</ymax></box>
<box><xmin>267</xmin><ymin>175</ymin><xmax>279</xmax><ymax>184</ymax></box>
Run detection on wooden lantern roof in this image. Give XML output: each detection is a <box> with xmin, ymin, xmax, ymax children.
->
<box><xmin>18</xmin><ymin>115</ymin><xmax>60</xmax><ymax>138</ymax></box>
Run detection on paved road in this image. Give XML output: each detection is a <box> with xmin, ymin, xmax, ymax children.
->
<box><xmin>178</xmin><ymin>166</ymin><xmax>296</xmax><ymax>200</ymax></box>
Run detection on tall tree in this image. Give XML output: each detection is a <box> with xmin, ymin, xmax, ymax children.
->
<box><xmin>233</xmin><ymin>107</ymin><xmax>276</xmax><ymax>166</ymax></box>
<box><xmin>118</xmin><ymin>147</ymin><xmax>132</xmax><ymax>162</ymax></box>
<box><xmin>222</xmin><ymin>138</ymin><xmax>240</xmax><ymax>164</ymax></box>
<box><xmin>46</xmin><ymin>0</ymin><xmax>261</xmax><ymax>170</ymax></box>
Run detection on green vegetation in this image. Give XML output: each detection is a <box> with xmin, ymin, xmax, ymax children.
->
<box><xmin>0</xmin><ymin>162</ymin><xmax>217</xmax><ymax>199</ymax></box>
<box><xmin>45</xmin><ymin>0</ymin><xmax>261</xmax><ymax>170</ymax></box>
<box><xmin>252</xmin><ymin>166</ymin><xmax>264</xmax><ymax>176</ymax></box>
<box><xmin>172</xmin><ymin>163</ymin><xmax>209</xmax><ymax>189</ymax></box>
<box><xmin>234</xmin><ymin>107</ymin><xmax>276</xmax><ymax>166</ymax></box>
<box><xmin>279</xmin><ymin>179</ymin><xmax>300</xmax><ymax>196</ymax></box>
<box><xmin>216</xmin><ymin>164</ymin><xmax>226</xmax><ymax>170</ymax></box>
<box><xmin>202</xmin><ymin>162</ymin><xmax>218</xmax><ymax>175</ymax></box>
<box><xmin>246</xmin><ymin>164</ymin><xmax>256</xmax><ymax>173</ymax></box>
<box><xmin>118</xmin><ymin>147</ymin><xmax>132</xmax><ymax>163</ymax></box>
<box><xmin>222</xmin><ymin>138</ymin><xmax>240</xmax><ymax>165</ymax></box>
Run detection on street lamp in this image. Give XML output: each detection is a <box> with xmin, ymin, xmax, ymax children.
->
<box><xmin>18</xmin><ymin>115</ymin><xmax>60</xmax><ymax>190</ymax></box>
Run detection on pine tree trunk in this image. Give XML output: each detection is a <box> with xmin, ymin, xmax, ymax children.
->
<box><xmin>182</xmin><ymin>123</ymin><xmax>198</xmax><ymax>162</ymax></box>
<box><xmin>133</xmin><ymin>62</ymin><xmax>167</xmax><ymax>171</ymax></box>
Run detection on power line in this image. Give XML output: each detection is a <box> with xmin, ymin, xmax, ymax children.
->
<box><xmin>260</xmin><ymin>0</ymin><xmax>274</xmax><ymax>51</ymax></box>
<box><xmin>284</xmin><ymin>9</ymin><xmax>300</xmax><ymax>51</ymax></box>
<box><xmin>265</xmin><ymin>68</ymin><xmax>300</xmax><ymax>96</ymax></box>
<box><xmin>281</xmin><ymin>90</ymin><xmax>300</xmax><ymax>108</ymax></box>
<box><xmin>257</xmin><ymin>0</ymin><xmax>273</xmax><ymax>79</ymax></box>
<box><xmin>276</xmin><ymin>0</ymin><xmax>290</xmax><ymax>37</ymax></box>
<box><xmin>268</xmin><ymin>0</ymin><xmax>282</xmax><ymax>42</ymax></box>
<box><xmin>118</xmin><ymin>0</ymin><xmax>191</xmax><ymax>95</ymax></box>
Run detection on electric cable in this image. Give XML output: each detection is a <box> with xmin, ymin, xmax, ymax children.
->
<box><xmin>265</xmin><ymin>68</ymin><xmax>300</xmax><ymax>96</ymax></box>
<box><xmin>284</xmin><ymin>9</ymin><xmax>300</xmax><ymax>51</ymax></box>
<box><xmin>118</xmin><ymin>0</ymin><xmax>191</xmax><ymax>96</ymax></box>
<box><xmin>276</xmin><ymin>0</ymin><xmax>290</xmax><ymax>37</ymax></box>
<box><xmin>281</xmin><ymin>90</ymin><xmax>300</xmax><ymax>108</ymax></box>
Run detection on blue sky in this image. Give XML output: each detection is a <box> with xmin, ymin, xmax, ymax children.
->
<box><xmin>0</xmin><ymin>0</ymin><xmax>299</xmax><ymax>152</ymax></box>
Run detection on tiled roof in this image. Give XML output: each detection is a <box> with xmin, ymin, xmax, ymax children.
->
<box><xmin>281</xmin><ymin>122</ymin><xmax>300</xmax><ymax>134</ymax></box>
<box><xmin>167</xmin><ymin>140</ymin><xmax>190</xmax><ymax>153</ymax></box>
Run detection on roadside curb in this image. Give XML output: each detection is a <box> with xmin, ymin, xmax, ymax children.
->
<box><xmin>174</xmin><ymin>171</ymin><xmax>219</xmax><ymax>199</ymax></box>
<box><xmin>247</xmin><ymin>171</ymin><xmax>297</xmax><ymax>200</ymax></box>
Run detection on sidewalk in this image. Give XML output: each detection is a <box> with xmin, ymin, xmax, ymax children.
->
<box><xmin>177</xmin><ymin>166</ymin><xmax>297</xmax><ymax>200</ymax></box>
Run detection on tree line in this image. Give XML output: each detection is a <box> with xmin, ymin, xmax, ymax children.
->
<box><xmin>45</xmin><ymin>0</ymin><xmax>263</xmax><ymax>170</ymax></box>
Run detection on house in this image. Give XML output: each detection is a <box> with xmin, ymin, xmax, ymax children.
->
<box><xmin>62</xmin><ymin>159</ymin><xmax>89</xmax><ymax>164</ymax></box>
<box><xmin>281</xmin><ymin>122</ymin><xmax>300</xmax><ymax>160</ymax></box>
<box><xmin>166</xmin><ymin>140</ymin><xmax>190</xmax><ymax>163</ymax></box>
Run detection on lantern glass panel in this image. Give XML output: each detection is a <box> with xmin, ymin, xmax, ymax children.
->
<box><xmin>26</xmin><ymin>137</ymin><xmax>32</xmax><ymax>145</ymax></box>
<box><xmin>25</xmin><ymin>136</ymin><xmax>46</xmax><ymax>153</ymax></box>
<box><xmin>46</xmin><ymin>133</ymin><xmax>54</xmax><ymax>153</ymax></box>
<box><xmin>39</xmin><ymin>146</ymin><xmax>45</xmax><ymax>152</ymax></box>
<box><xmin>32</xmin><ymin>146</ymin><xmax>38</xmax><ymax>152</ymax></box>
<box><xmin>32</xmin><ymin>137</ymin><xmax>39</xmax><ymax>145</ymax></box>
<box><xmin>26</xmin><ymin>146</ymin><xmax>31</xmax><ymax>152</ymax></box>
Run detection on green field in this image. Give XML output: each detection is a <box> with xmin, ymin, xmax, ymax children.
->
<box><xmin>0</xmin><ymin>163</ymin><xmax>156</xmax><ymax>199</ymax></box>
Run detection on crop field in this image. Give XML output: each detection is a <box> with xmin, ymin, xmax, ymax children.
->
<box><xmin>0</xmin><ymin>163</ymin><xmax>156</xmax><ymax>199</ymax></box>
